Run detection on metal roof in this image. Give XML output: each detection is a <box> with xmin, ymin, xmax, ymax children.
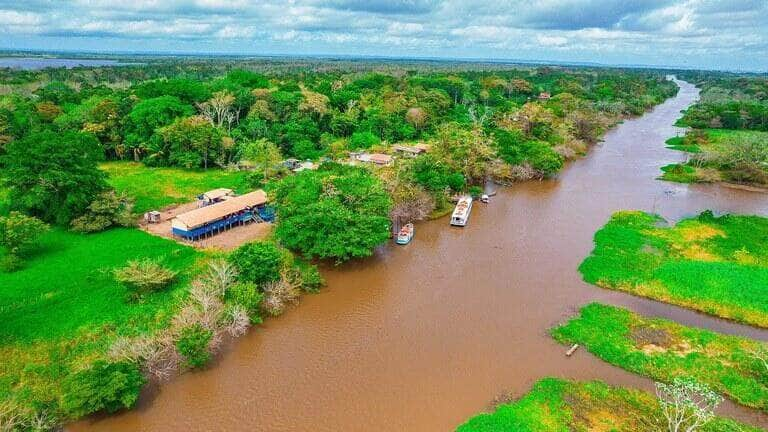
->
<box><xmin>174</xmin><ymin>190</ymin><xmax>268</xmax><ymax>230</ymax></box>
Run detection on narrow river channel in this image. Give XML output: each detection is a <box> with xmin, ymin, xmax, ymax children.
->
<box><xmin>70</xmin><ymin>80</ymin><xmax>768</xmax><ymax>431</ymax></box>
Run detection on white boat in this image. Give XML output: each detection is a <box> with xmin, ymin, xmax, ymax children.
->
<box><xmin>480</xmin><ymin>194</ymin><xmax>490</xmax><ymax>203</ymax></box>
<box><xmin>450</xmin><ymin>196</ymin><xmax>473</xmax><ymax>226</ymax></box>
<box><xmin>396</xmin><ymin>223</ymin><xmax>414</xmax><ymax>244</ymax></box>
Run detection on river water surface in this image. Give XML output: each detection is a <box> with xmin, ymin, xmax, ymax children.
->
<box><xmin>71</xmin><ymin>80</ymin><xmax>768</xmax><ymax>431</ymax></box>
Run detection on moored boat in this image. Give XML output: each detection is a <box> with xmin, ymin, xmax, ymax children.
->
<box><xmin>450</xmin><ymin>196</ymin><xmax>473</xmax><ymax>226</ymax></box>
<box><xmin>396</xmin><ymin>223</ymin><xmax>414</xmax><ymax>244</ymax></box>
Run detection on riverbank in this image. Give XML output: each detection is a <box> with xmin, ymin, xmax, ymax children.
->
<box><xmin>659</xmin><ymin>129</ymin><xmax>768</xmax><ymax>189</ymax></box>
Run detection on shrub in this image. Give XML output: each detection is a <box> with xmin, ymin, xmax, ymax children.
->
<box><xmin>176</xmin><ymin>324</ymin><xmax>213</xmax><ymax>369</ymax></box>
<box><xmin>348</xmin><ymin>131</ymin><xmax>380</xmax><ymax>150</ymax></box>
<box><xmin>294</xmin><ymin>260</ymin><xmax>324</xmax><ymax>292</ymax></box>
<box><xmin>0</xmin><ymin>212</ymin><xmax>49</xmax><ymax>256</ymax></box>
<box><xmin>70</xmin><ymin>191</ymin><xmax>134</xmax><ymax>233</ymax></box>
<box><xmin>468</xmin><ymin>186</ymin><xmax>483</xmax><ymax>198</ymax></box>
<box><xmin>262</xmin><ymin>279</ymin><xmax>301</xmax><ymax>316</ymax></box>
<box><xmin>0</xmin><ymin>212</ymin><xmax>49</xmax><ymax>272</ymax></box>
<box><xmin>114</xmin><ymin>258</ymin><xmax>177</xmax><ymax>300</ymax></box>
<box><xmin>228</xmin><ymin>241</ymin><xmax>282</xmax><ymax>286</ymax></box>
<box><xmin>0</xmin><ymin>253</ymin><xmax>24</xmax><ymax>273</ymax></box>
<box><xmin>226</xmin><ymin>281</ymin><xmax>264</xmax><ymax>323</ymax></box>
<box><xmin>525</xmin><ymin>141</ymin><xmax>564</xmax><ymax>177</ymax></box>
<box><xmin>60</xmin><ymin>361</ymin><xmax>145</xmax><ymax>418</ymax></box>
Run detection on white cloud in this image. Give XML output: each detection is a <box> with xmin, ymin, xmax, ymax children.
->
<box><xmin>537</xmin><ymin>35</ymin><xmax>568</xmax><ymax>47</ymax></box>
<box><xmin>0</xmin><ymin>0</ymin><xmax>765</xmax><ymax>70</ymax></box>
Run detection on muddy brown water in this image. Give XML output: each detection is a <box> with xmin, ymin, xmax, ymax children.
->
<box><xmin>70</xmin><ymin>80</ymin><xmax>768</xmax><ymax>431</ymax></box>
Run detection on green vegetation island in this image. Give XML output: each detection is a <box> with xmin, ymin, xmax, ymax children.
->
<box><xmin>580</xmin><ymin>210</ymin><xmax>768</xmax><ymax>327</ymax></box>
<box><xmin>457</xmin><ymin>378</ymin><xmax>759</xmax><ymax>432</ymax></box>
<box><xmin>659</xmin><ymin>74</ymin><xmax>767</xmax><ymax>189</ymax></box>
<box><xmin>0</xmin><ymin>58</ymin><xmax>681</xmax><ymax>428</ymax></box>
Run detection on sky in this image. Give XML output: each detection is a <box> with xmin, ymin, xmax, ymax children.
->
<box><xmin>1</xmin><ymin>0</ymin><xmax>767</xmax><ymax>71</ymax></box>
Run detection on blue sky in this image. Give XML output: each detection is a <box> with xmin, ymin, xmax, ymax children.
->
<box><xmin>1</xmin><ymin>0</ymin><xmax>766</xmax><ymax>71</ymax></box>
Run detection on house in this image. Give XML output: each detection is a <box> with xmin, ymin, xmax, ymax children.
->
<box><xmin>172</xmin><ymin>190</ymin><xmax>270</xmax><ymax>240</ymax></box>
<box><xmin>392</xmin><ymin>144</ymin><xmax>426</xmax><ymax>156</ymax></box>
<box><xmin>414</xmin><ymin>143</ymin><xmax>431</xmax><ymax>152</ymax></box>
<box><xmin>197</xmin><ymin>188</ymin><xmax>234</xmax><ymax>207</ymax></box>
<box><xmin>369</xmin><ymin>153</ymin><xmax>393</xmax><ymax>165</ymax></box>
<box><xmin>292</xmin><ymin>161</ymin><xmax>316</xmax><ymax>172</ymax></box>
<box><xmin>538</xmin><ymin>92</ymin><xmax>551</xmax><ymax>101</ymax></box>
<box><xmin>349</xmin><ymin>152</ymin><xmax>392</xmax><ymax>165</ymax></box>
<box><xmin>143</xmin><ymin>210</ymin><xmax>161</xmax><ymax>224</ymax></box>
<box><xmin>283</xmin><ymin>158</ymin><xmax>301</xmax><ymax>170</ymax></box>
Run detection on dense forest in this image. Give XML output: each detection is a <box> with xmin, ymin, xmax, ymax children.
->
<box><xmin>1</xmin><ymin>60</ymin><xmax>678</xmax><ymax>232</ymax></box>
<box><xmin>0</xmin><ymin>59</ymin><xmax>681</xmax><ymax>429</ymax></box>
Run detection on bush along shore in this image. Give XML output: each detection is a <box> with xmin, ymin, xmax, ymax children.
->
<box><xmin>579</xmin><ymin>210</ymin><xmax>768</xmax><ymax>327</ymax></box>
<box><xmin>0</xmin><ymin>232</ymin><xmax>321</xmax><ymax>430</ymax></box>
<box><xmin>456</xmin><ymin>377</ymin><xmax>760</xmax><ymax>432</ymax></box>
<box><xmin>553</xmin><ymin>303</ymin><xmax>768</xmax><ymax>412</ymax></box>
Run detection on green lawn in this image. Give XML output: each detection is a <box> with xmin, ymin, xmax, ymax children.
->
<box><xmin>456</xmin><ymin>378</ymin><xmax>757</xmax><ymax>432</ymax></box>
<box><xmin>553</xmin><ymin>303</ymin><xmax>768</xmax><ymax>412</ymax></box>
<box><xmin>0</xmin><ymin>227</ymin><xmax>203</xmax><ymax>415</ymax></box>
<box><xmin>102</xmin><ymin>161</ymin><xmax>251</xmax><ymax>214</ymax></box>
<box><xmin>580</xmin><ymin>210</ymin><xmax>768</xmax><ymax>327</ymax></box>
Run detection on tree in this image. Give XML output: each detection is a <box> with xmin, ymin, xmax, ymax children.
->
<box><xmin>124</xmin><ymin>96</ymin><xmax>194</xmax><ymax>160</ymax></box>
<box><xmin>241</xmin><ymin>138</ymin><xmax>282</xmax><ymax>183</ymax></box>
<box><xmin>2</xmin><ymin>130</ymin><xmax>108</xmax><ymax>225</ymax></box>
<box><xmin>433</xmin><ymin>123</ymin><xmax>494</xmax><ymax>183</ymax></box>
<box><xmin>405</xmin><ymin>107</ymin><xmax>427</xmax><ymax>130</ymax></box>
<box><xmin>70</xmin><ymin>191</ymin><xmax>134</xmax><ymax>233</ymax></box>
<box><xmin>60</xmin><ymin>361</ymin><xmax>146</xmax><ymax>418</ymax></box>
<box><xmin>156</xmin><ymin>115</ymin><xmax>225</xmax><ymax>169</ymax></box>
<box><xmin>348</xmin><ymin>130</ymin><xmax>380</xmax><ymax>150</ymax></box>
<box><xmin>655</xmin><ymin>377</ymin><xmax>722</xmax><ymax>432</ymax></box>
<box><xmin>228</xmin><ymin>241</ymin><xmax>283</xmax><ymax>286</ymax></box>
<box><xmin>274</xmin><ymin>163</ymin><xmax>392</xmax><ymax>262</ymax></box>
<box><xmin>226</xmin><ymin>282</ymin><xmax>264</xmax><ymax>322</ymax></box>
<box><xmin>0</xmin><ymin>212</ymin><xmax>49</xmax><ymax>271</ymax></box>
<box><xmin>299</xmin><ymin>87</ymin><xmax>330</xmax><ymax>119</ymax></box>
<box><xmin>197</xmin><ymin>90</ymin><xmax>237</xmax><ymax>131</ymax></box>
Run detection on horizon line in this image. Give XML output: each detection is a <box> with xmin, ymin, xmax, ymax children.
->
<box><xmin>1</xmin><ymin>47</ymin><xmax>766</xmax><ymax>74</ymax></box>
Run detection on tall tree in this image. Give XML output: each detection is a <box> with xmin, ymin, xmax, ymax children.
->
<box><xmin>274</xmin><ymin>163</ymin><xmax>391</xmax><ymax>262</ymax></box>
<box><xmin>241</xmin><ymin>138</ymin><xmax>282</xmax><ymax>183</ymax></box>
<box><xmin>2</xmin><ymin>130</ymin><xmax>108</xmax><ymax>225</ymax></box>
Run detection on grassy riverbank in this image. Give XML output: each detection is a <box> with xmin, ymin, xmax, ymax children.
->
<box><xmin>553</xmin><ymin>303</ymin><xmax>768</xmax><ymax>411</ymax></box>
<box><xmin>456</xmin><ymin>377</ymin><xmax>758</xmax><ymax>431</ymax></box>
<box><xmin>659</xmin><ymin>129</ymin><xmax>768</xmax><ymax>187</ymax></box>
<box><xmin>0</xmin><ymin>228</ymin><xmax>204</xmax><ymax>421</ymax></box>
<box><xmin>580</xmin><ymin>210</ymin><xmax>768</xmax><ymax>327</ymax></box>
<box><xmin>102</xmin><ymin>161</ymin><xmax>250</xmax><ymax>214</ymax></box>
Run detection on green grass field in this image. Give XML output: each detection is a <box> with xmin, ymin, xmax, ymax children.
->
<box><xmin>580</xmin><ymin>210</ymin><xmax>768</xmax><ymax>327</ymax></box>
<box><xmin>102</xmin><ymin>161</ymin><xmax>251</xmax><ymax>213</ymax></box>
<box><xmin>553</xmin><ymin>303</ymin><xmax>768</xmax><ymax>412</ymax></box>
<box><xmin>0</xmin><ymin>227</ymin><xmax>203</xmax><ymax>414</ymax></box>
<box><xmin>456</xmin><ymin>378</ymin><xmax>757</xmax><ymax>432</ymax></box>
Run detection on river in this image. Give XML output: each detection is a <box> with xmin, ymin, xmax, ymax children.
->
<box><xmin>70</xmin><ymin>79</ymin><xmax>768</xmax><ymax>431</ymax></box>
<box><xmin>0</xmin><ymin>57</ymin><xmax>129</xmax><ymax>70</ymax></box>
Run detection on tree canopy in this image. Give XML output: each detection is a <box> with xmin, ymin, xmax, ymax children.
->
<box><xmin>274</xmin><ymin>163</ymin><xmax>392</xmax><ymax>262</ymax></box>
<box><xmin>2</xmin><ymin>130</ymin><xmax>108</xmax><ymax>225</ymax></box>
